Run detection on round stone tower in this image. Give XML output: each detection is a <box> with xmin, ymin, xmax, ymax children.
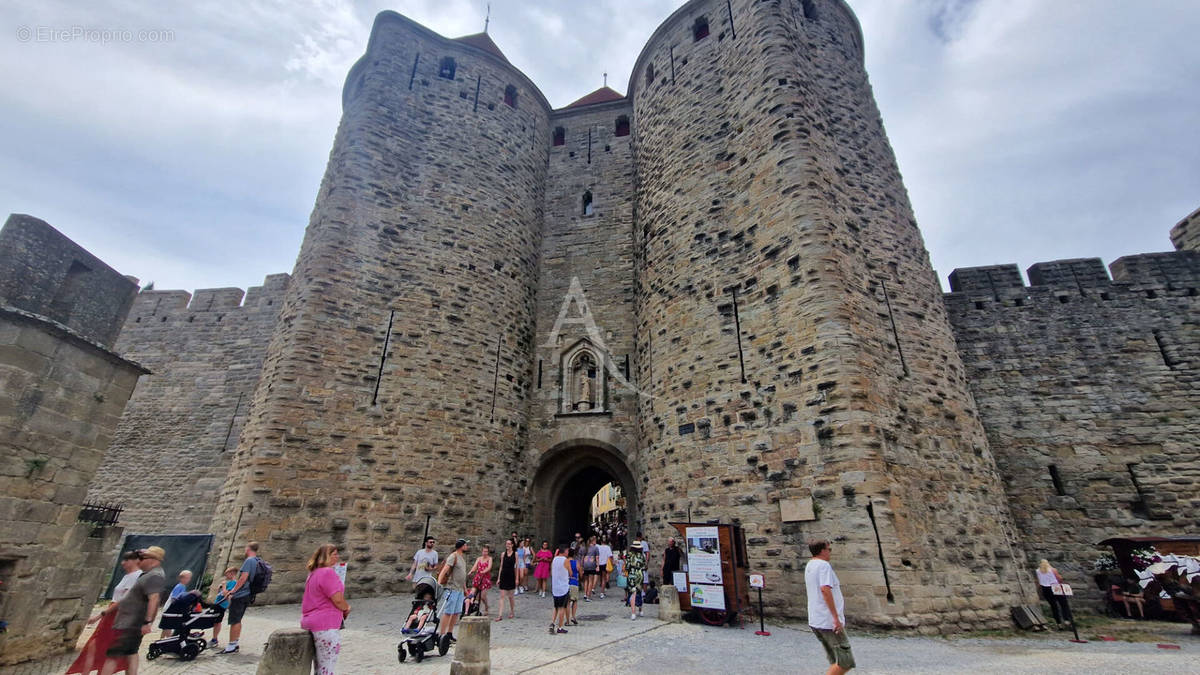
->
<box><xmin>631</xmin><ymin>0</ymin><xmax>1026</xmax><ymax>629</ymax></box>
<box><xmin>211</xmin><ymin>12</ymin><xmax>550</xmax><ymax>600</ymax></box>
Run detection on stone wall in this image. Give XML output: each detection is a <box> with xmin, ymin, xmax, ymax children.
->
<box><xmin>0</xmin><ymin>214</ymin><xmax>137</xmax><ymax>348</ymax></box>
<box><xmin>209</xmin><ymin>12</ymin><xmax>553</xmax><ymax>602</ymax></box>
<box><xmin>946</xmin><ymin>250</ymin><xmax>1200</xmax><ymax>601</ymax></box>
<box><xmin>0</xmin><ymin>217</ymin><xmax>145</xmax><ymax>666</ymax></box>
<box><xmin>527</xmin><ymin>97</ymin><xmax>640</xmax><ymax>543</ymax></box>
<box><xmin>629</xmin><ymin>0</ymin><xmax>1023</xmax><ymax>630</ymax></box>
<box><xmin>1171</xmin><ymin>206</ymin><xmax>1200</xmax><ymax>252</ymax></box>
<box><xmin>86</xmin><ymin>274</ymin><xmax>289</xmax><ymax>534</ymax></box>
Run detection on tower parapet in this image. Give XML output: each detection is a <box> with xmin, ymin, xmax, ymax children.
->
<box><xmin>1170</xmin><ymin>205</ymin><xmax>1200</xmax><ymax>252</ymax></box>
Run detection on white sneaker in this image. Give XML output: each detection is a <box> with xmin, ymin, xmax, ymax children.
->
<box><xmin>631</xmin><ymin>614</ymin><xmax>637</xmax><ymax>620</ymax></box>
<box><xmin>599</xmin><ymin>593</ymin><xmax>605</xmax><ymax>599</ymax></box>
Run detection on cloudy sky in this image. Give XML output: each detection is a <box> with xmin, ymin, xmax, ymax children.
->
<box><xmin>1</xmin><ymin>0</ymin><xmax>1196</xmax><ymax>294</ymax></box>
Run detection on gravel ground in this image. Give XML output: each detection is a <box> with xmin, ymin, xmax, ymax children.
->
<box><xmin>14</xmin><ymin>590</ymin><xmax>1195</xmax><ymax>674</ymax></box>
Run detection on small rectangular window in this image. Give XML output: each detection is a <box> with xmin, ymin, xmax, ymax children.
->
<box><xmin>693</xmin><ymin>17</ymin><xmax>710</xmax><ymax>41</ymax></box>
<box><xmin>615</xmin><ymin>115</ymin><xmax>630</xmax><ymax>137</ymax></box>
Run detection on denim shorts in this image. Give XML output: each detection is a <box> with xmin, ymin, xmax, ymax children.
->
<box><xmin>442</xmin><ymin>589</ymin><xmax>464</xmax><ymax>616</ymax></box>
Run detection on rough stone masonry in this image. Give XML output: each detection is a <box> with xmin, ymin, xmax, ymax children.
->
<box><xmin>0</xmin><ymin>215</ymin><xmax>146</xmax><ymax>666</ymax></box>
<box><xmin>82</xmin><ymin>0</ymin><xmax>1198</xmax><ymax>632</ymax></box>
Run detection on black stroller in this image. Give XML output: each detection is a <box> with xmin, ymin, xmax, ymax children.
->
<box><xmin>397</xmin><ymin>578</ymin><xmax>453</xmax><ymax>663</ymax></box>
<box><xmin>147</xmin><ymin>591</ymin><xmax>225</xmax><ymax>662</ymax></box>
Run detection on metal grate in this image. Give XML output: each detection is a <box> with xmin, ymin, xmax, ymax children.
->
<box><xmin>78</xmin><ymin>500</ymin><xmax>123</xmax><ymax>526</ymax></box>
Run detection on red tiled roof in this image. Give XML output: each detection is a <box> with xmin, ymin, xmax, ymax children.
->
<box><xmin>564</xmin><ymin>87</ymin><xmax>626</xmax><ymax>109</ymax></box>
<box><xmin>453</xmin><ymin>32</ymin><xmax>509</xmax><ymax>64</ymax></box>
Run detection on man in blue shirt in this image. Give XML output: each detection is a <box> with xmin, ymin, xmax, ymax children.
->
<box><xmin>219</xmin><ymin>541</ymin><xmax>259</xmax><ymax>654</ymax></box>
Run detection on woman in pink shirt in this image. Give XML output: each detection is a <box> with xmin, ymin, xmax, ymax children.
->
<box><xmin>301</xmin><ymin>544</ymin><xmax>350</xmax><ymax>675</ymax></box>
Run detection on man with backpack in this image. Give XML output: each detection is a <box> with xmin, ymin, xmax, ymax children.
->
<box><xmin>221</xmin><ymin>541</ymin><xmax>271</xmax><ymax>654</ymax></box>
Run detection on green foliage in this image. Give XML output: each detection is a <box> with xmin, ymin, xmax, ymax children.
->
<box><xmin>24</xmin><ymin>457</ymin><xmax>48</xmax><ymax>478</ymax></box>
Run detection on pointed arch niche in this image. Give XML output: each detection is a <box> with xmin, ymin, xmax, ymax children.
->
<box><xmin>560</xmin><ymin>339</ymin><xmax>607</xmax><ymax>414</ymax></box>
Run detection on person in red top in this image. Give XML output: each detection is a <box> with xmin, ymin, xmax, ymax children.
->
<box><xmin>301</xmin><ymin>544</ymin><xmax>350</xmax><ymax>675</ymax></box>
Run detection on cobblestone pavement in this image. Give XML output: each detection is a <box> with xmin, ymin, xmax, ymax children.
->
<box><xmin>15</xmin><ymin>590</ymin><xmax>1195</xmax><ymax>674</ymax></box>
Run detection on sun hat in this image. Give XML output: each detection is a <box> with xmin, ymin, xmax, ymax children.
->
<box><xmin>140</xmin><ymin>546</ymin><xmax>166</xmax><ymax>561</ymax></box>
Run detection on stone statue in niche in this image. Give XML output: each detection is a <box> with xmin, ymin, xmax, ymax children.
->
<box><xmin>574</xmin><ymin>352</ymin><xmax>596</xmax><ymax>411</ymax></box>
<box><xmin>579</xmin><ymin>375</ymin><xmax>592</xmax><ymax>410</ymax></box>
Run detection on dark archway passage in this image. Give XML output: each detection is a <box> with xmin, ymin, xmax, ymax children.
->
<box><xmin>531</xmin><ymin>440</ymin><xmax>637</xmax><ymax>547</ymax></box>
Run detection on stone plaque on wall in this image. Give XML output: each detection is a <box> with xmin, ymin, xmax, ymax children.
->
<box><xmin>780</xmin><ymin>497</ymin><xmax>816</xmax><ymax>523</ymax></box>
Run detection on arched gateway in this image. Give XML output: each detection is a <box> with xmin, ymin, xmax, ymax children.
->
<box><xmin>531</xmin><ymin>440</ymin><xmax>637</xmax><ymax>546</ymax></box>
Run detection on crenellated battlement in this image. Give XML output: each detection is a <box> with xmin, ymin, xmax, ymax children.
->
<box><xmin>945</xmin><ymin>249</ymin><xmax>1200</xmax><ymax>311</ymax></box>
<box><xmin>124</xmin><ymin>273</ymin><xmax>289</xmax><ymax>325</ymax></box>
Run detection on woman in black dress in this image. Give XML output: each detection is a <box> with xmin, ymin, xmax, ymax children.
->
<box><xmin>495</xmin><ymin>538</ymin><xmax>518</xmax><ymax>621</ymax></box>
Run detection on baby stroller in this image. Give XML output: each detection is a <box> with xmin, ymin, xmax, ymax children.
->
<box><xmin>397</xmin><ymin>577</ymin><xmax>453</xmax><ymax>663</ymax></box>
<box><xmin>147</xmin><ymin>591</ymin><xmax>225</xmax><ymax>662</ymax></box>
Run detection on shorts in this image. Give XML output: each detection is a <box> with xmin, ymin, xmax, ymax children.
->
<box><xmin>227</xmin><ymin>596</ymin><xmax>251</xmax><ymax>626</ymax></box>
<box><xmin>813</xmin><ymin>627</ymin><xmax>856</xmax><ymax>671</ymax></box>
<box><xmin>553</xmin><ymin>592</ymin><xmax>569</xmax><ymax>608</ymax></box>
<box><xmin>442</xmin><ymin>589</ymin><xmax>465</xmax><ymax>616</ymax></box>
<box><xmin>585</xmin><ymin>569</ymin><xmax>600</xmax><ymax>576</ymax></box>
<box><xmin>568</xmin><ymin>586</ymin><xmax>579</xmax><ymax>602</ymax></box>
<box><xmin>106</xmin><ymin>627</ymin><xmax>144</xmax><ymax>657</ymax></box>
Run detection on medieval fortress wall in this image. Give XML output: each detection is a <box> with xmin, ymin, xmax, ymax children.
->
<box><xmin>86</xmin><ymin>274</ymin><xmax>290</xmax><ymax>534</ymax></box>
<box><xmin>946</xmin><ymin>236</ymin><xmax>1200</xmax><ymax>597</ymax></box>
<box><xmin>80</xmin><ymin>0</ymin><xmax>1199</xmax><ymax>627</ymax></box>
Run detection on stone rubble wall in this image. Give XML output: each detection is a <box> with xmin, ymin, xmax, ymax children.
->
<box><xmin>630</xmin><ymin>0</ymin><xmax>1023</xmax><ymax>630</ymax></box>
<box><xmin>945</xmin><ymin>251</ymin><xmax>1200</xmax><ymax>602</ymax></box>
<box><xmin>85</xmin><ymin>274</ymin><xmax>289</xmax><ymax>535</ymax></box>
<box><xmin>208</xmin><ymin>12</ymin><xmax>552</xmax><ymax>603</ymax></box>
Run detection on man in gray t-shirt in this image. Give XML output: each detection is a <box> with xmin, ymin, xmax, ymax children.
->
<box><xmin>220</xmin><ymin>541</ymin><xmax>260</xmax><ymax>654</ymax></box>
<box><xmin>102</xmin><ymin>545</ymin><xmax>166</xmax><ymax>674</ymax></box>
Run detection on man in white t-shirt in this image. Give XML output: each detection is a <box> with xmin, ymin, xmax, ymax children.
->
<box><xmin>405</xmin><ymin>537</ymin><xmax>439</xmax><ymax>586</ymax></box>
<box><xmin>804</xmin><ymin>540</ymin><xmax>855</xmax><ymax>674</ymax></box>
<box><xmin>596</xmin><ymin>539</ymin><xmax>613</xmax><ymax>598</ymax></box>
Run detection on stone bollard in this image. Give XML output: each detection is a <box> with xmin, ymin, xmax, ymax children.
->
<box><xmin>659</xmin><ymin>585</ymin><xmax>682</xmax><ymax>622</ymax></box>
<box><xmin>255</xmin><ymin>628</ymin><xmax>315</xmax><ymax>675</ymax></box>
<box><xmin>449</xmin><ymin>615</ymin><xmax>490</xmax><ymax>675</ymax></box>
